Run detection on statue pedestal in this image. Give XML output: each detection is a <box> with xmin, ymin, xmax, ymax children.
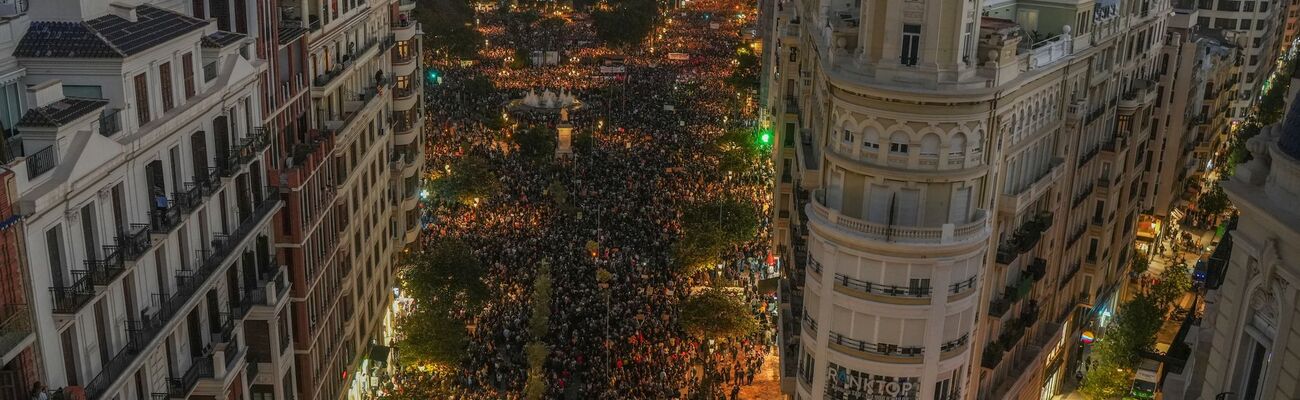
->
<box><xmin>556</xmin><ymin>122</ymin><xmax>573</xmax><ymax>158</ymax></box>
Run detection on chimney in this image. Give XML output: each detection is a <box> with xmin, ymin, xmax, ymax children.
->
<box><xmin>108</xmin><ymin>1</ymin><xmax>137</xmax><ymax>22</ymax></box>
<box><xmin>26</xmin><ymin>80</ymin><xmax>64</xmax><ymax>109</ymax></box>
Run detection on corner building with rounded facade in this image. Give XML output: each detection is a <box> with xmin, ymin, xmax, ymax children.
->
<box><xmin>764</xmin><ymin>0</ymin><xmax>1171</xmax><ymax>397</ymax></box>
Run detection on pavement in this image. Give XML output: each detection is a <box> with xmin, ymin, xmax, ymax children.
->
<box><xmin>738</xmin><ymin>351</ymin><xmax>781</xmax><ymax>399</ymax></box>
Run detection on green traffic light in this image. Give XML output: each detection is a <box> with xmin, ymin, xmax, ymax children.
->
<box><xmin>760</xmin><ymin>133</ymin><xmax>772</xmax><ymax>144</ymax></box>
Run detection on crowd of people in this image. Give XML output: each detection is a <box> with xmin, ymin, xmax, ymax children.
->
<box><xmin>393</xmin><ymin>0</ymin><xmax>777</xmax><ymax>398</ymax></box>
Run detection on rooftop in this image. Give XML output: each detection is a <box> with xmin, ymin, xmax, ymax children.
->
<box><xmin>201</xmin><ymin>30</ymin><xmax>246</xmax><ymax>48</ymax></box>
<box><xmin>15</xmin><ymin>5</ymin><xmax>207</xmax><ymax>58</ymax></box>
<box><xmin>16</xmin><ymin>97</ymin><xmax>108</xmax><ymax>128</ymax></box>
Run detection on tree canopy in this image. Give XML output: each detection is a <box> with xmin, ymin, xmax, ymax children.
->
<box><xmin>431</xmin><ymin>155</ymin><xmax>501</xmax><ymax>204</ymax></box>
<box><xmin>415</xmin><ymin>0</ymin><xmax>483</xmax><ymax>57</ymax></box>
<box><xmin>593</xmin><ymin>0</ymin><xmax>658</xmax><ymax>48</ymax></box>
<box><xmin>672</xmin><ymin>198</ymin><xmax>760</xmax><ymax>275</ymax></box>
<box><xmin>678</xmin><ymin>289</ymin><xmax>758</xmax><ymax>339</ymax></box>
<box><xmin>396</xmin><ymin>238</ymin><xmax>488</xmax><ymax>365</ymax></box>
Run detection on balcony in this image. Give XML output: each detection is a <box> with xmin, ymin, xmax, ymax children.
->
<box><xmin>995</xmin><ymin>211</ymin><xmax>1053</xmax><ymax>265</ymax></box>
<box><xmin>49</xmin><ymin>271</ymin><xmax>94</xmax><ymax>315</ymax></box>
<box><xmin>809</xmin><ymin>189</ymin><xmax>988</xmax><ymax>245</ymax></box>
<box><xmin>149</xmin><ymin>199</ymin><xmax>183</xmax><ymax>234</ymax></box>
<box><xmin>82</xmin><ymin>197</ymin><xmax>278</xmax><ymax>399</ymax></box>
<box><xmin>1077</xmin><ymin>145</ymin><xmax>1100</xmax><ymax>167</ymax></box>
<box><xmin>110</xmin><ymin>224</ymin><xmax>153</xmax><ymax>262</ymax></box>
<box><xmin>218</xmin><ymin>128</ymin><xmax>270</xmax><ymax>178</ymax></box>
<box><xmin>834</xmin><ymin>274</ymin><xmax>931</xmax><ymax>298</ymax></box>
<box><xmin>313</xmin><ymin>38</ymin><xmax>381</xmax><ymax>91</ymax></box>
<box><xmin>281</xmin><ymin>129</ymin><xmax>336</xmax><ymax>188</ymax></box>
<box><xmin>1120</xmin><ymin>78</ymin><xmax>1158</xmax><ymax>109</ymax></box>
<box><xmin>246</xmin><ymin>266</ymin><xmax>291</xmax><ymax>319</ymax></box>
<box><xmin>165</xmin><ymin>356</ymin><xmax>209</xmax><ymax>399</ymax></box>
<box><xmin>84</xmin><ymin>249</ymin><xmax>126</xmax><ymax>286</ymax></box>
<box><xmin>987</xmin><ymin>277</ymin><xmax>1033</xmax><ymax>318</ymax></box>
<box><xmin>26</xmin><ymin>145</ymin><xmax>56</xmax><ymax>179</ymax></box>
<box><xmin>827</xmin><ymin>331</ymin><xmax>923</xmax><ymax>362</ymax></box>
<box><xmin>1071</xmin><ymin>185</ymin><xmax>1094</xmax><ymax>209</ymax></box>
<box><xmin>392</xmin><ymin>19</ymin><xmax>417</xmax><ymax>42</ymax></box>
<box><xmin>0</xmin><ymin>304</ymin><xmax>33</xmax><ymax>360</ymax></box>
<box><xmin>999</xmin><ymin>157</ymin><xmax>1064</xmax><ymax>215</ymax></box>
<box><xmin>98</xmin><ymin>109</ymin><xmax>122</xmax><ymax>138</ymax></box>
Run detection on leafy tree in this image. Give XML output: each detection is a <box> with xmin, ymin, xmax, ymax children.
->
<box><xmin>678</xmin><ymin>289</ymin><xmax>758</xmax><ymax>339</ymax></box>
<box><xmin>1151</xmin><ymin>260</ymin><xmax>1192</xmax><ymax>310</ymax></box>
<box><xmin>1080</xmin><ymin>294</ymin><xmax>1165</xmax><ymax>398</ymax></box>
<box><xmin>1198</xmin><ymin>184</ymin><xmax>1231</xmax><ymax>217</ymax></box>
<box><xmin>396</xmin><ymin>307</ymin><xmax>469</xmax><ymax>365</ymax></box>
<box><xmin>592</xmin><ymin>0</ymin><xmax>658</xmax><ymax>48</ymax></box>
<box><xmin>1079</xmin><ymin>354</ymin><xmax>1133</xmax><ymax>400</ymax></box>
<box><xmin>514</xmin><ymin>124</ymin><xmax>557</xmax><ymax>161</ymax></box>
<box><xmin>529</xmin><ymin>262</ymin><xmax>553</xmax><ymax>338</ymax></box>
<box><xmin>683</xmin><ymin>198</ymin><xmax>760</xmax><ymax>245</ymax></box>
<box><xmin>415</xmin><ymin>0</ymin><xmax>482</xmax><ymax>57</ymax></box>
<box><xmin>430</xmin><ymin>155</ymin><xmax>500</xmax><ymax>204</ymax></box>
<box><xmin>523</xmin><ymin>342</ymin><xmax>549</xmax><ymax>400</ymax></box>
<box><xmin>1131</xmin><ymin>252</ymin><xmax>1150</xmax><ymax>276</ymax></box>
<box><xmin>403</xmin><ymin>238</ymin><xmax>488</xmax><ymax>309</ymax></box>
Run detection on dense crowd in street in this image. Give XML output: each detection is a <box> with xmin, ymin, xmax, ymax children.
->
<box><xmin>389</xmin><ymin>0</ymin><xmax>780</xmax><ymax>398</ymax></box>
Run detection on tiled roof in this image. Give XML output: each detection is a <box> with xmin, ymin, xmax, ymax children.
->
<box><xmin>16</xmin><ymin>5</ymin><xmax>207</xmax><ymax>58</ymax></box>
<box><xmin>16</xmin><ymin>98</ymin><xmax>109</xmax><ymax>128</ymax></box>
<box><xmin>202</xmin><ymin>30</ymin><xmax>246</xmax><ymax>48</ymax></box>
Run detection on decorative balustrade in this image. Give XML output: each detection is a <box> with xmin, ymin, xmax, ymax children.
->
<box><xmin>810</xmin><ymin>189</ymin><xmax>987</xmax><ymax>244</ymax></box>
<box><xmin>828</xmin><ymin>331</ymin><xmax>923</xmax><ymax>357</ymax></box>
<box><xmin>834</xmin><ymin>274</ymin><xmax>931</xmax><ymax>298</ymax></box>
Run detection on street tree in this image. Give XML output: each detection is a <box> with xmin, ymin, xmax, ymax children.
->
<box><xmin>514</xmin><ymin>124</ymin><xmax>557</xmax><ymax>161</ymax></box>
<box><xmin>1198</xmin><ymin>184</ymin><xmax>1231</xmax><ymax>218</ymax></box>
<box><xmin>396</xmin><ymin>307</ymin><xmax>469</xmax><ymax>366</ymax></box>
<box><xmin>678</xmin><ymin>288</ymin><xmax>758</xmax><ymax>339</ymax></box>
<box><xmin>593</xmin><ymin>0</ymin><xmax>658</xmax><ymax>48</ymax></box>
<box><xmin>1151</xmin><ymin>260</ymin><xmax>1193</xmax><ymax>310</ymax></box>
<box><xmin>431</xmin><ymin>155</ymin><xmax>501</xmax><ymax>204</ymax></box>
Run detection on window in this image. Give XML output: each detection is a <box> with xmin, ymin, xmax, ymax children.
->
<box><xmin>1251</xmin><ymin>55</ymin><xmax>1259</xmax><ymax>65</ymax></box>
<box><xmin>863</xmin><ymin>130</ymin><xmax>880</xmax><ymax>150</ymax></box>
<box><xmin>46</xmin><ymin>225</ymin><xmax>66</xmax><ymax>288</ymax></box>
<box><xmin>182</xmin><ymin>54</ymin><xmax>196</xmax><ymax>99</ymax></box>
<box><xmin>133</xmin><ymin>73</ymin><xmax>150</xmax><ymax>125</ymax></box>
<box><xmin>841</xmin><ymin>129</ymin><xmax>854</xmax><ymax>143</ymax></box>
<box><xmin>962</xmin><ymin>22</ymin><xmax>975</xmax><ymax>64</ymax></box>
<box><xmin>160</xmin><ymin>62</ymin><xmax>175</xmax><ymax>112</ymax></box>
<box><xmin>901</xmin><ymin>24</ymin><xmax>921</xmax><ymax>66</ymax></box>
<box><xmin>889</xmin><ymin>133</ymin><xmax>910</xmax><ymax>153</ymax></box>
<box><xmin>920</xmin><ymin>134</ymin><xmax>940</xmax><ymax>156</ymax></box>
<box><xmin>63</xmin><ymin>85</ymin><xmax>103</xmax><ymax>99</ymax></box>
<box><xmin>81</xmin><ymin>204</ymin><xmax>98</xmax><ymax>260</ymax></box>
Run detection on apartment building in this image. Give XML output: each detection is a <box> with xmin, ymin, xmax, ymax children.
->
<box><xmin>0</xmin><ymin>0</ymin><xmax>422</xmax><ymax>399</ymax></box>
<box><xmin>10</xmin><ymin>4</ymin><xmax>280</xmax><ymax>400</ymax></box>
<box><xmin>762</xmin><ymin>0</ymin><xmax>1166</xmax><ymax>397</ymax></box>
<box><xmin>1194</xmin><ymin>0</ymin><xmax>1285</xmax><ymax>119</ymax></box>
<box><xmin>1143</xmin><ymin>8</ymin><xmax>1241</xmax><ymax>246</ymax></box>
<box><xmin>1185</xmin><ymin>80</ymin><xmax>1300</xmax><ymax>400</ymax></box>
<box><xmin>277</xmin><ymin>0</ymin><xmax>423</xmax><ymax>398</ymax></box>
<box><xmin>0</xmin><ymin>3</ymin><xmax>37</xmax><ymax>400</ymax></box>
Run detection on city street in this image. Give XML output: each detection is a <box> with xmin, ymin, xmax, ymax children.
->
<box><xmin>389</xmin><ymin>0</ymin><xmax>777</xmax><ymax>398</ymax></box>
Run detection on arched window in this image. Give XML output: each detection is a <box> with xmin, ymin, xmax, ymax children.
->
<box><xmin>889</xmin><ymin>132</ymin><xmax>910</xmax><ymax>153</ymax></box>
<box><xmin>920</xmin><ymin>133</ymin><xmax>940</xmax><ymax>156</ymax></box>
<box><xmin>863</xmin><ymin>128</ymin><xmax>880</xmax><ymax>150</ymax></box>
<box><xmin>950</xmin><ymin>132</ymin><xmax>967</xmax><ymax>155</ymax></box>
<box><xmin>971</xmin><ymin>130</ymin><xmax>984</xmax><ymax>153</ymax></box>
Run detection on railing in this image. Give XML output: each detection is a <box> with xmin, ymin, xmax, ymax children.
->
<box><xmin>1077</xmin><ymin>145</ymin><xmax>1100</xmax><ymax>167</ymax></box>
<box><xmin>1027</xmin><ymin>35</ymin><xmax>1073</xmax><ymax>69</ymax></box>
<box><xmin>940</xmin><ymin>334</ymin><xmax>969</xmax><ymax>353</ymax></box>
<box><xmin>828</xmin><ymin>331</ymin><xmax>923</xmax><ymax>357</ymax></box>
<box><xmin>49</xmin><ymin>271</ymin><xmax>94</xmax><ymax>314</ymax></box>
<box><xmin>0</xmin><ymin>135</ymin><xmax>22</xmax><ymax>164</ymax></box>
<box><xmin>149</xmin><ymin>200</ymin><xmax>182</xmax><ymax>233</ymax></box>
<box><xmin>98</xmin><ymin>109</ymin><xmax>122</xmax><ymax>137</ymax></box>
<box><xmin>834</xmin><ymin>274</ymin><xmax>931</xmax><ymax>297</ymax></box>
<box><xmin>26</xmin><ymin>145</ymin><xmax>56</xmax><ymax>179</ymax></box>
<box><xmin>314</xmin><ymin>39</ymin><xmax>379</xmax><ymax>87</ymax></box>
<box><xmin>1059</xmin><ymin>262</ymin><xmax>1081</xmax><ymax>290</ymax></box>
<box><xmin>110</xmin><ymin>224</ymin><xmax>152</xmax><ymax>262</ymax></box>
<box><xmin>85</xmin><ymin>197</ymin><xmax>277</xmax><ymax>399</ymax></box>
<box><xmin>1072</xmin><ymin>186</ymin><xmax>1094</xmax><ymax>208</ymax></box>
<box><xmin>167</xmin><ymin>356</ymin><xmax>210</xmax><ymax>398</ymax></box>
<box><xmin>949</xmin><ymin>276</ymin><xmax>977</xmax><ymax>294</ymax></box>
<box><xmin>84</xmin><ymin>249</ymin><xmax>126</xmax><ymax>286</ymax></box>
<box><xmin>802</xmin><ymin>314</ymin><xmax>817</xmax><ymax>335</ymax></box>
<box><xmin>0</xmin><ymin>304</ymin><xmax>31</xmax><ymax>356</ymax></box>
<box><xmin>810</xmin><ymin>189</ymin><xmax>987</xmax><ymax>244</ymax></box>
<box><xmin>221</xmin><ymin>127</ymin><xmax>270</xmax><ymax>177</ymax></box>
